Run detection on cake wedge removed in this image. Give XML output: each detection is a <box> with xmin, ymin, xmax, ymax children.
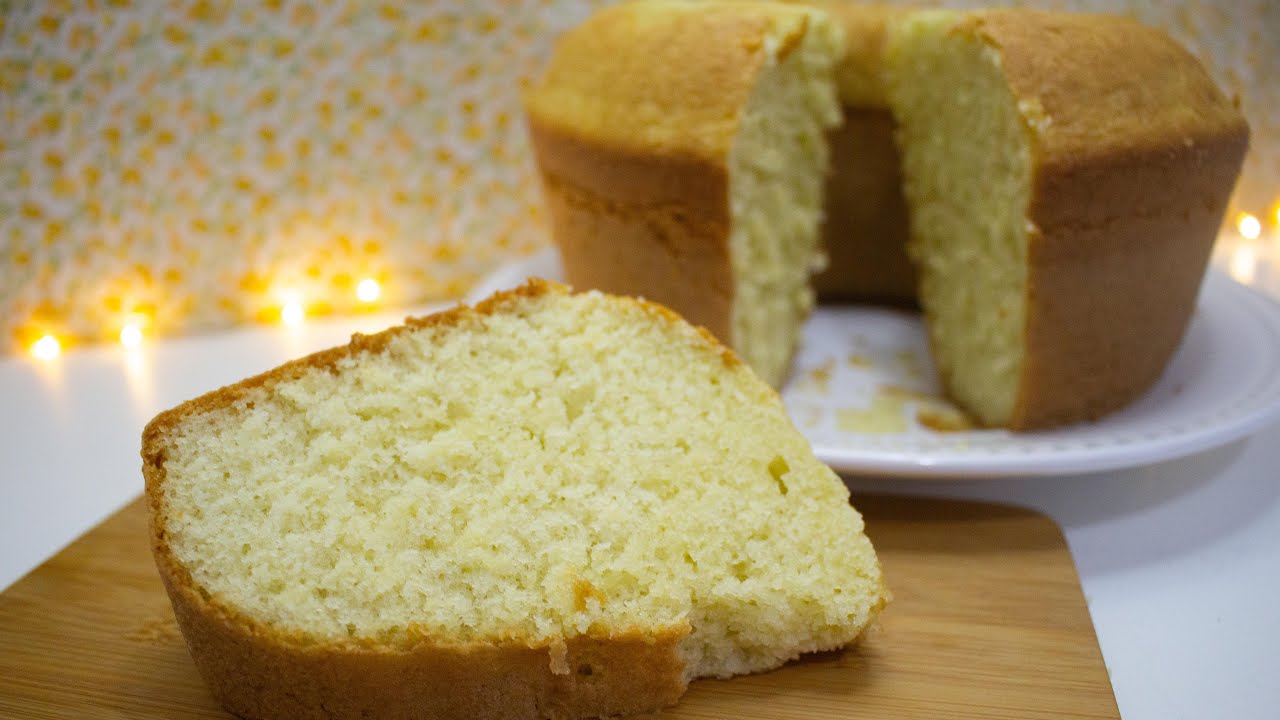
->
<box><xmin>142</xmin><ymin>279</ymin><xmax>887</xmax><ymax>720</ymax></box>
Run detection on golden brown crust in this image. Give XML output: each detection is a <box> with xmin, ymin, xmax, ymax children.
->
<box><xmin>955</xmin><ymin>10</ymin><xmax>1250</xmax><ymax>429</ymax></box>
<box><xmin>969</xmin><ymin>10</ymin><xmax>1248</xmax><ymax>168</ymax></box>
<box><xmin>141</xmin><ymin>278</ymin><xmax>763</xmax><ymax>719</ymax></box>
<box><xmin>530</xmin><ymin>119</ymin><xmax>736</xmax><ymax>345</ymax></box>
<box><xmin>525</xmin><ymin>1</ymin><xmax>805</xmax><ymax>165</ymax></box>
<box><xmin>154</xmin><ymin>559</ymin><xmax>687</xmax><ymax>720</ymax></box>
<box><xmin>1012</xmin><ymin>131</ymin><xmax>1248</xmax><ymax>428</ymax></box>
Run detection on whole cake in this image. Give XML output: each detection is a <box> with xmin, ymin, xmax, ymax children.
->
<box><xmin>885</xmin><ymin>9</ymin><xmax>1249</xmax><ymax>428</ymax></box>
<box><xmin>525</xmin><ymin>0</ymin><xmax>845</xmax><ymax>387</ymax></box>
<box><xmin>528</xmin><ymin>2</ymin><xmax>1249</xmax><ymax>430</ymax></box>
<box><xmin>143</xmin><ymin>280</ymin><xmax>888</xmax><ymax>720</ymax></box>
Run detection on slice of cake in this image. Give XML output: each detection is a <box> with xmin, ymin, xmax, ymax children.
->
<box><xmin>143</xmin><ymin>280</ymin><xmax>888</xmax><ymax>720</ymax></box>
<box><xmin>525</xmin><ymin>1</ymin><xmax>845</xmax><ymax>387</ymax></box>
<box><xmin>885</xmin><ymin>9</ymin><xmax>1248</xmax><ymax>429</ymax></box>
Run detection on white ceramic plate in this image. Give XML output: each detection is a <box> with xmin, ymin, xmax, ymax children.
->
<box><xmin>470</xmin><ymin>249</ymin><xmax>1280</xmax><ymax>478</ymax></box>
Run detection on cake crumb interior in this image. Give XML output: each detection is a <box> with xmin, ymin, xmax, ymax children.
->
<box><xmin>888</xmin><ymin>11</ymin><xmax>1035</xmax><ymax>427</ymax></box>
<box><xmin>727</xmin><ymin>10</ymin><xmax>844</xmax><ymax>387</ymax></box>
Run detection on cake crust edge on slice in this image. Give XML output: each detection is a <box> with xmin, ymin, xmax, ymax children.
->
<box><xmin>154</xmin><ymin>562</ymin><xmax>690</xmax><ymax>720</ymax></box>
<box><xmin>142</xmin><ymin>278</ymin><xmax>884</xmax><ymax>720</ymax></box>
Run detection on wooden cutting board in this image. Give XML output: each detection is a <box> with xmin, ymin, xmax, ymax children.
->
<box><xmin>0</xmin><ymin>495</ymin><xmax>1118</xmax><ymax>719</ymax></box>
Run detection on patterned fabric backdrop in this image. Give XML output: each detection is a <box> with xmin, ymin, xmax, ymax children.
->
<box><xmin>1</xmin><ymin>0</ymin><xmax>1275</xmax><ymax>354</ymax></box>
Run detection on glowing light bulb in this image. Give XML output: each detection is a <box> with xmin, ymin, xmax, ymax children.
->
<box><xmin>1230</xmin><ymin>244</ymin><xmax>1257</xmax><ymax>285</ymax></box>
<box><xmin>120</xmin><ymin>322</ymin><xmax>143</xmax><ymax>349</ymax></box>
<box><xmin>281</xmin><ymin>300</ymin><xmax>305</xmax><ymax>326</ymax></box>
<box><xmin>1238</xmin><ymin>213</ymin><xmax>1261</xmax><ymax>240</ymax></box>
<box><xmin>356</xmin><ymin>278</ymin><xmax>381</xmax><ymax>303</ymax></box>
<box><xmin>32</xmin><ymin>335</ymin><xmax>61</xmax><ymax>361</ymax></box>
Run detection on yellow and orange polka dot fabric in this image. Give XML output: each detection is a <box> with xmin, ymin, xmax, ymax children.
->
<box><xmin>1</xmin><ymin>0</ymin><xmax>607</xmax><ymax>351</ymax></box>
<box><xmin>0</xmin><ymin>0</ymin><xmax>1274</xmax><ymax>354</ymax></box>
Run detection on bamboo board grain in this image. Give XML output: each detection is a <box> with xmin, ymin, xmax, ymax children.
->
<box><xmin>0</xmin><ymin>494</ymin><xmax>1118</xmax><ymax>719</ymax></box>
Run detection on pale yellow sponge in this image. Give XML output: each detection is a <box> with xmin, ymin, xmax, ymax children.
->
<box><xmin>143</xmin><ymin>279</ymin><xmax>887</xmax><ymax>720</ymax></box>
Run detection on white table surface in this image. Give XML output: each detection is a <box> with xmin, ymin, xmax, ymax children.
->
<box><xmin>3</xmin><ymin>239</ymin><xmax>1279</xmax><ymax>719</ymax></box>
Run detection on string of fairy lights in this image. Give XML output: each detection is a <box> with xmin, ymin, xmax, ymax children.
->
<box><xmin>27</xmin><ymin>276</ymin><xmax>384</xmax><ymax>362</ymax></box>
<box><xmin>21</xmin><ymin>206</ymin><xmax>1280</xmax><ymax>364</ymax></box>
<box><xmin>1225</xmin><ymin>205</ymin><xmax>1280</xmax><ymax>287</ymax></box>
